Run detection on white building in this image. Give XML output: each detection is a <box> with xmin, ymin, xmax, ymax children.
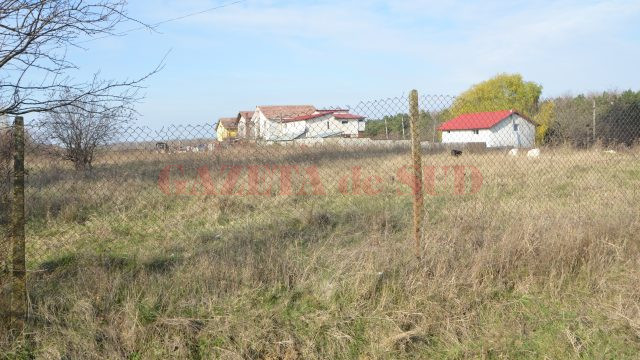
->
<box><xmin>252</xmin><ymin>105</ymin><xmax>366</xmax><ymax>141</ymax></box>
<box><xmin>236</xmin><ymin>111</ymin><xmax>255</xmax><ymax>139</ymax></box>
<box><xmin>438</xmin><ymin>110</ymin><xmax>537</xmax><ymax>148</ymax></box>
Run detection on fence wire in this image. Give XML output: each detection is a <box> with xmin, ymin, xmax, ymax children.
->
<box><xmin>1</xmin><ymin>91</ymin><xmax>640</xmax><ymax>341</ymax></box>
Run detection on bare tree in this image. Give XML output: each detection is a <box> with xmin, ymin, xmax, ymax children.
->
<box><xmin>0</xmin><ymin>0</ymin><xmax>161</xmax><ymax>116</ymax></box>
<box><xmin>40</xmin><ymin>92</ymin><xmax>131</xmax><ymax>170</ymax></box>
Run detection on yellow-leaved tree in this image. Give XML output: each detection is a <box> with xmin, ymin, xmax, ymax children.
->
<box><xmin>534</xmin><ymin>100</ymin><xmax>555</xmax><ymax>145</ymax></box>
<box><xmin>450</xmin><ymin>73</ymin><xmax>543</xmax><ymax>119</ymax></box>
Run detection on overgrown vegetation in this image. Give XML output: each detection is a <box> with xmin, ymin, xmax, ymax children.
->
<box><xmin>1</xmin><ymin>146</ymin><xmax>640</xmax><ymax>358</ymax></box>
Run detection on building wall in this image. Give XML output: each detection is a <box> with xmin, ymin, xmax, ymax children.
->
<box><xmin>282</xmin><ymin>120</ymin><xmax>306</xmax><ymax>135</ymax></box>
<box><xmin>305</xmin><ymin>115</ymin><xmax>335</xmax><ymax>137</ymax></box>
<box><xmin>237</xmin><ymin>117</ymin><xmax>246</xmax><ymax>138</ymax></box>
<box><xmin>335</xmin><ymin>118</ymin><xmax>362</xmax><ymax>137</ymax></box>
<box><xmin>303</xmin><ymin>115</ymin><xmax>361</xmax><ymax>138</ymax></box>
<box><xmin>489</xmin><ymin>114</ymin><xmax>535</xmax><ymax>148</ymax></box>
<box><xmin>441</xmin><ymin>129</ymin><xmax>492</xmax><ymax>144</ymax></box>
<box><xmin>441</xmin><ymin>115</ymin><xmax>535</xmax><ymax>148</ymax></box>
<box><xmin>255</xmin><ymin>111</ymin><xmax>282</xmax><ymax>141</ymax></box>
<box><xmin>253</xmin><ymin>109</ymin><xmax>366</xmax><ymax>140</ymax></box>
<box><xmin>238</xmin><ymin>115</ymin><xmax>256</xmax><ymax>139</ymax></box>
<box><xmin>216</xmin><ymin>124</ymin><xmax>237</xmax><ymax>142</ymax></box>
<box><xmin>245</xmin><ymin>116</ymin><xmax>256</xmax><ymax>139</ymax></box>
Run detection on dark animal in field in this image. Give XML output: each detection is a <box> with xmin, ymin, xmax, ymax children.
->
<box><xmin>156</xmin><ymin>142</ymin><xmax>169</xmax><ymax>153</ymax></box>
<box><xmin>451</xmin><ymin>149</ymin><xmax>463</xmax><ymax>157</ymax></box>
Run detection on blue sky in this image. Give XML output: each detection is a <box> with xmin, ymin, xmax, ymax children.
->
<box><xmin>66</xmin><ymin>0</ymin><xmax>640</xmax><ymax>127</ymax></box>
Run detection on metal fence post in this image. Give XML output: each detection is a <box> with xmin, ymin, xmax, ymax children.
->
<box><xmin>11</xmin><ymin>116</ymin><xmax>26</xmax><ymax>335</ymax></box>
<box><xmin>409</xmin><ymin>90</ymin><xmax>424</xmax><ymax>258</ymax></box>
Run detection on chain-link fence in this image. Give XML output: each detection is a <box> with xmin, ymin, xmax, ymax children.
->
<box><xmin>2</xmin><ymin>91</ymin><xmax>640</xmax><ymax>355</ymax></box>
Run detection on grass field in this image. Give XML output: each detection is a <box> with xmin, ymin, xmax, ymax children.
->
<box><xmin>2</xmin><ymin>144</ymin><xmax>640</xmax><ymax>359</ymax></box>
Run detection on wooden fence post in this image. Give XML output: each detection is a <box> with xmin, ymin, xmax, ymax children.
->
<box><xmin>11</xmin><ymin>116</ymin><xmax>26</xmax><ymax>336</ymax></box>
<box><xmin>0</xmin><ymin>119</ymin><xmax>11</xmax><ymax>337</ymax></box>
<box><xmin>408</xmin><ymin>90</ymin><xmax>424</xmax><ymax>258</ymax></box>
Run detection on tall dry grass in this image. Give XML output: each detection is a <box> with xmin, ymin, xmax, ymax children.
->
<box><xmin>1</xmin><ymin>145</ymin><xmax>640</xmax><ymax>358</ymax></box>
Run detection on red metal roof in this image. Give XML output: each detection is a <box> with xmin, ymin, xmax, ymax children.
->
<box><xmin>437</xmin><ymin>110</ymin><xmax>532</xmax><ymax>131</ymax></box>
<box><xmin>288</xmin><ymin>111</ymin><xmax>334</xmax><ymax>122</ymax></box>
<box><xmin>334</xmin><ymin>113</ymin><xmax>364</xmax><ymax>120</ymax></box>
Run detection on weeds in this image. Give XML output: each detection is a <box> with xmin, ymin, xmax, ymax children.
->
<box><xmin>1</xmin><ymin>148</ymin><xmax>640</xmax><ymax>358</ymax></box>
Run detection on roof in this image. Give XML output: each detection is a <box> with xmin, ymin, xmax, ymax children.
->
<box><xmin>437</xmin><ymin>110</ymin><xmax>535</xmax><ymax>131</ymax></box>
<box><xmin>257</xmin><ymin>105</ymin><xmax>316</xmax><ymax>120</ymax></box>
<box><xmin>238</xmin><ymin>111</ymin><xmax>254</xmax><ymax>121</ymax></box>
<box><xmin>287</xmin><ymin>111</ymin><xmax>334</xmax><ymax>122</ymax></box>
<box><xmin>334</xmin><ymin>113</ymin><xmax>365</xmax><ymax>120</ymax></box>
<box><xmin>317</xmin><ymin>108</ymin><xmax>350</xmax><ymax>112</ymax></box>
<box><xmin>217</xmin><ymin>117</ymin><xmax>238</xmax><ymax>130</ymax></box>
<box><xmin>286</xmin><ymin>110</ymin><xmax>366</xmax><ymax>123</ymax></box>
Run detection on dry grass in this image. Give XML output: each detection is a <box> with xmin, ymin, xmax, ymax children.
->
<box><xmin>2</xmin><ymin>145</ymin><xmax>640</xmax><ymax>359</ymax></box>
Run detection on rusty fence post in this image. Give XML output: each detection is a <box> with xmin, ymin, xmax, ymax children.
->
<box><xmin>408</xmin><ymin>90</ymin><xmax>424</xmax><ymax>259</ymax></box>
<box><xmin>11</xmin><ymin>116</ymin><xmax>26</xmax><ymax>336</ymax></box>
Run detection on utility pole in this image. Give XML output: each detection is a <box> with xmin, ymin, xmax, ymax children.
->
<box><xmin>432</xmin><ymin>115</ymin><xmax>436</xmax><ymax>143</ymax></box>
<box><xmin>384</xmin><ymin>117</ymin><xmax>389</xmax><ymax>140</ymax></box>
<box><xmin>401</xmin><ymin>114</ymin><xmax>405</xmax><ymax>139</ymax></box>
<box><xmin>592</xmin><ymin>98</ymin><xmax>596</xmax><ymax>144</ymax></box>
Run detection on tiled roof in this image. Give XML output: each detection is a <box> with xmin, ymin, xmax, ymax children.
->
<box><xmin>286</xmin><ymin>110</ymin><xmax>366</xmax><ymax>122</ymax></box>
<box><xmin>238</xmin><ymin>111</ymin><xmax>254</xmax><ymax>121</ymax></box>
<box><xmin>217</xmin><ymin>117</ymin><xmax>238</xmax><ymax>130</ymax></box>
<box><xmin>258</xmin><ymin>105</ymin><xmax>316</xmax><ymax>120</ymax></box>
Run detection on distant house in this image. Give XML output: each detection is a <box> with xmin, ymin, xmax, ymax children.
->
<box><xmin>251</xmin><ymin>105</ymin><xmax>366</xmax><ymax>141</ymax></box>
<box><xmin>215</xmin><ymin>117</ymin><xmax>239</xmax><ymax>142</ymax></box>
<box><xmin>237</xmin><ymin>111</ymin><xmax>256</xmax><ymax>139</ymax></box>
<box><xmin>252</xmin><ymin>105</ymin><xmax>315</xmax><ymax>141</ymax></box>
<box><xmin>438</xmin><ymin>110</ymin><xmax>537</xmax><ymax>148</ymax></box>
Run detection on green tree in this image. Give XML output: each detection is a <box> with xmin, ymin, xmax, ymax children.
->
<box><xmin>363</xmin><ymin>111</ymin><xmax>436</xmax><ymax>141</ymax></box>
<box><xmin>599</xmin><ymin>90</ymin><xmax>640</xmax><ymax>146</ymax></box>
<box><xmin>450</xmin><ymin>73</ymin><xmax>543</xmax><ymax>119</ymax></box>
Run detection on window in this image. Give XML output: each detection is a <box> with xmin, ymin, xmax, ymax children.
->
<box><xmin>447</xmin><ymin>131</ymin><xmax>451</xmax><ymax>133</ymax></box>
<box><xmin>513</xmin><ymin>123</ymin><xmax>519</xmax><ymax>132</ymax></box>
<box><xmin>473</xmin><ymin>129</ymin><xmax>479</xmax><ymax>135</ymax></box>
<box><xmin>341</xmin><ymin>120</ymin><xmax>348</xmax><ymax>124</ymax></box>
<box><xmin>327</xmin><ymin>121</ymin><xmax>330</xmax><ymax>129</ymax></box>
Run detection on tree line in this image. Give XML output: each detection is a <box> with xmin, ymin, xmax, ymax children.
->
<box><xmin>363</xmin><ymin>74</ymin><xmax>640</xmax><ymax>147</ymax></box>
